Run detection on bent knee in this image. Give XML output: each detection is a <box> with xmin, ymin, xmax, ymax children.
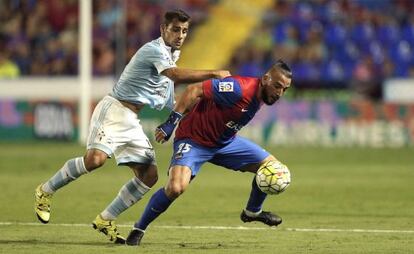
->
<box><xmin>132</xmin><ymin>164</ymin><xmax>158</xmax><ymax>187</ymax></box>
<box><xmin>147</xmin><ymin>166</ymin><xmax>159</xmax><ymax>182</ymax></box>
<box><xmin>84</xmin><ymin>150</ymin><xmax>107</xmax><ymax>170</ymax></box>
<box><xmin>166</xmin><ymin>183</ymin><xmax>186</xmax><ymax>199</ymax></box>
<box><xmin>144</xmin><ymin>169</ymin><xmax>158</xmax><ymax>187</ymax></box>
<box><xmin>263</xmin><ymin>155</ymin><xmax>277</xmax><ymax>162</ymax></box>
<box><xmin>259</xmin><ymin>155</ymin><xmax>280</xmax><ymax>167</ymax></box>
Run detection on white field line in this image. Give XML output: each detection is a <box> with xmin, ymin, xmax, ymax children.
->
<box><xmin>0</xmin><ymin>221</ymin><xmax>413</xmax><ymax>234</ymax></box>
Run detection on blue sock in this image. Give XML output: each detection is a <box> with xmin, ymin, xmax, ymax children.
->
<box><xmin>134</xmin><ymin>188</ymin><xmax>173</xmax><ymax>231</ymax></box>
<box><xmin>246</xmin><ymin>177</ymin><xmax>267</xmax><ymax>213</ymax></box>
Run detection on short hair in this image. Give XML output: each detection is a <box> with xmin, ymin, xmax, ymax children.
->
<box><xmin>163</xmin><ymin>10</ymin><xmax>191</xmax><ymax>25</ymax></box>
<box><xmin>274</xmin><ymin>59</ymin><xmax>292</xmax><ymax>79</ymax></box>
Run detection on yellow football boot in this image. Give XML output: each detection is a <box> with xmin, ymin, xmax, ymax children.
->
<box><xmin>34</xmin><ymin>184</ymin><xmax>52</xmax><ymax>223</ymax></box>
<box><xmin>92</xmin><ymin>214</ymin><xmax>126</xmax><ymax>244</ymax></box>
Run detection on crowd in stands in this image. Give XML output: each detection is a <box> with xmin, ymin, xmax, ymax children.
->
<box><xmin>229</xmin><ymin>0</ymin><xmax>414</xmax><ymax>88</ymax></box>
<box><xmin>1</xmin><ymin>0</ymin><xmax>414</xmax><ymax>89</ymax></box>
<box><xmin>0</xmin><ymin>0</ymin><xmax>78</xmax><ymax>77</ymax></box>
<box><xmin>0</xmin><ymin>0</ymin><xmax>213</xmax><ymax>77</ymax></box>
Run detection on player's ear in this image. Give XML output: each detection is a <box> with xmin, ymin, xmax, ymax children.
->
<box><xmin>262</xmin><ymin>73</ymin><xmax>271</xmax><ymax>84</ymax></box>
<box><xmin>160</xmin><ymin>24</ymin><xmax>166</xmax><ymax>35</ymax></box>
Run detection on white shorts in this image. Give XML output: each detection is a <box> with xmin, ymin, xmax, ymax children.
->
<box><xmin>87</xmin><ymin>95</ymin><xmax>156</xmax><ymax>165</ymax></box>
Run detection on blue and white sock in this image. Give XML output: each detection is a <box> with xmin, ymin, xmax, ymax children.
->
<box><xmin>100</xmin><ymin>177</ymin><xmax>150</xmax><ymax>220</ymax></box>
<box><xmin>245</xmin><ymin>177</ymin><xmax>267</xmax><ymax>213</ymax></box>
<box><xmin>134</xmin><ymin>188</ymin><xmax>173</xmax><ymax>231</ymax></box>
<box><xmin>42</xmin><ymin>157</ymin><xmax>88</xmax><ymax>194</ymax></box>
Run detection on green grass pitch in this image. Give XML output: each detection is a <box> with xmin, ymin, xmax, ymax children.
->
<box><xmin>0</xmin><ymin>142</ymin><xmax>413</xmax><ymax>253</ymax></box>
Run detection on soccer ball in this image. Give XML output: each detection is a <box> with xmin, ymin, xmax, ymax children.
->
<box><xmin>256</xmin><ymin>160</ymin><xmax>291</xmax><ymax>195</ymax></box>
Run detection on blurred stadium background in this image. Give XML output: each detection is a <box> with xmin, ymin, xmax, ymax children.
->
<box><xmin>0</xmin><ymin>0</ymin><xmax>413</xmax><ymax>146</ymax></box>
<box><xmin>0</xmin><ymin>1</ymin><xmax>413</xmax><ymax>253</ymax></box>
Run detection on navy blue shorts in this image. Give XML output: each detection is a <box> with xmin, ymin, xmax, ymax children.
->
<box><xmin>169</xmin><ymin>136</ymin><xmax>270</xmax><ymax>176</ymax></box>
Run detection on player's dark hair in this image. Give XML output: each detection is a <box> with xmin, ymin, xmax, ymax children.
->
<box><xmin>163</xmin><ymin>10</ymin><xmax>191</xmax><ymax>25</ymax></box>
<box><xmin>274</xmin><ymin>59</ymin><xmax>292</xmax><ymax>79</ymax></box>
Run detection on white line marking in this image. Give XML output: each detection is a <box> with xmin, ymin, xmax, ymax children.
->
<box><xmin>0</xmin><ymin>222</ymin><xmax>413</xmax><ymax>234</ymax></box>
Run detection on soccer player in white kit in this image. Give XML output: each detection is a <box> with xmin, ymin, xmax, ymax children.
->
<box><xmin>34</xmin><ymin>10</ymin><xmax>230</xmax><ymax>244</ymax></box>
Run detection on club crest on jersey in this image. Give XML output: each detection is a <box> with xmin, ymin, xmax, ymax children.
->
<box><xmin>219</xmin><ymin>82</ymin><xmax>234</xmax><ymax>92</ymax></box>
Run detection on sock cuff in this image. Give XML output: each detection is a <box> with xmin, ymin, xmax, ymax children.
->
<box><xmin>100</xmin><ymin>210</ymin><xmax>114</xmax><ymax>221</ymax></box>
<box><xmin>132</xmin><ymin>227</ymin><xmax>145</xmax><ymax>233</ymax></box>
<box><xmin>132</xmin><ymin>177</ymin><xmax>151</xmax><ymax>193</ymax></box>
<box><xmin>244</xmin><ymin>209</ymin><xmax>262</xmax><ymax>217</ymax></box>
<box><xmin>76</xmin><ymin>157</ymin><xmax>88</xmax><ymax>174</ymax></box>
<box><xmin>41</xmin><ymin>182</ymin><xmax>55</xmax><ymax>194</ymax></box>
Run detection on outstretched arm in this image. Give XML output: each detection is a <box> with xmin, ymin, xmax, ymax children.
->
<box><xmin>173</xmin><ymin>83</ymin><xmax>203</xmax><ymax>114</ymax></box>
<box><xmin>155</xmin><ymin>83</ymin><xmax>204</xmax><ymax>143</ymax></box>
<box><xmin>162</xmin><ymin>67</ymin><xmax>230</xmax><ymax>84</ymax></box>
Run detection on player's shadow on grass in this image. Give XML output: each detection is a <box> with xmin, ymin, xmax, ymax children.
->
<box><xmin>0</xmin><ymin>239</ymin><xmax>117</xmax><ymax>247</ymax></box>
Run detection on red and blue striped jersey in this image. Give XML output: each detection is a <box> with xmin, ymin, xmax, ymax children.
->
<box><xmin>174</xmin><ymin>76</ymin><xmax>262</xmax><ymax>147</ymax></box>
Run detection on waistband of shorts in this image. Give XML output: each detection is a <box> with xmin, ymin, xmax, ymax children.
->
<box><xmin>103</xmin><ymin>95</ymin><xmax>144</xmax><ymax>114</ymax></box>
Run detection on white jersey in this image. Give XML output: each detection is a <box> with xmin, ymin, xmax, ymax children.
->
<box><xmin>111</xmin><ymin>37</ymin><xmax>180</xmax><ymax>110</ymax></box>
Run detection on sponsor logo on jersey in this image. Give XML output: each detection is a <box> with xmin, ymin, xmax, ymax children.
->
<box><xmin>225</xmin><ymin>121</ymin><xmax>244</xmax><ymax>131</ymax></box>
<box><xmin>219</xmin><ymin>82</ymin><xmax>234</xmax><ymax>92</ymax></box>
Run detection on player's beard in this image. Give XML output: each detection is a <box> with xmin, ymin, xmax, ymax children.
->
<box><xmin>262</xmin><ymin>91</ymin><xmax>280</xmax><ymax>105</ymax></box>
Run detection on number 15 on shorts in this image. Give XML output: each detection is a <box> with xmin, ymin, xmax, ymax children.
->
<box><xmin>175</xmin><ymin>143</ymin><xmax>192</xmax><ymax>159</ymax></box>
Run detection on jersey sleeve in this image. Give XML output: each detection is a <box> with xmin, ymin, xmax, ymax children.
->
<box><xmin>143</xmin><ymin>45</ymin><xmax>176</xmax><ymax>74</ymax></box>
<box><xmin>202</xmin><ymin>77</ymin><xmax>242</xmax><ymax>107</ymax></box>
